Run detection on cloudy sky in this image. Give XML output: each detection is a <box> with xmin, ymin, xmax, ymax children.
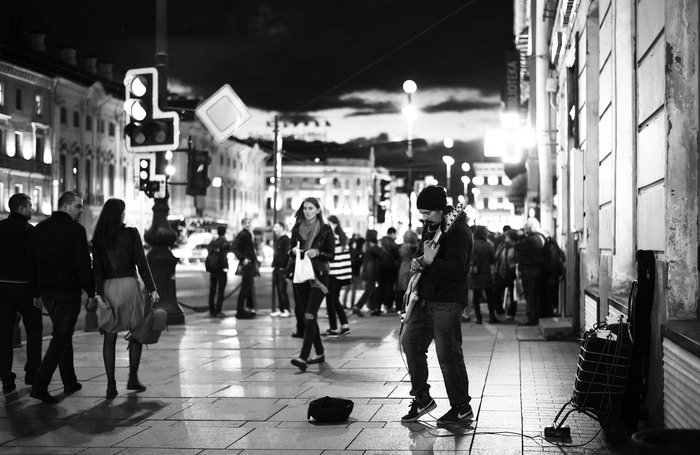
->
<box><xmin>6</xmin><ymin>0</ymin><xmax>514</xmax><ymax>147</ymax></box>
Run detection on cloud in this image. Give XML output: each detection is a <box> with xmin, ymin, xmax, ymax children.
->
<box><xmin>422</xmin><ymin>97</ymin><xmax>501</xmax><ymax>113</ymax></box>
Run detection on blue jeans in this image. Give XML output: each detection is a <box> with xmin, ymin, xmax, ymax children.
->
<box><xmin>33</xmin><ymin>293</ymin><xmax>82</xmax><ymax>391</ymax></box>
<box><xmin>401</xmin><ymin>299</ymin><xmax>471</xmax><ymax>408</ymax></box>
<box><xmin>293</xmin><ymin>278</ymin><xmax>327</xmax><ymax>360</ymax></box>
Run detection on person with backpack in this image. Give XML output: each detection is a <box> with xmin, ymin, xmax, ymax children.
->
<box><xmin>514</xmin><ymin>218</ymin><xmax>545</xmax><ymax>326</ymax></box>
<box><xmin>206</xmin><ymin>226</ymin><xmax>231</xmax><ymax>318</ymax></box>
<box><xmin>539</xmin><ymin>235</ymin><xmax>565</xmax><ymax>317</ymax></box>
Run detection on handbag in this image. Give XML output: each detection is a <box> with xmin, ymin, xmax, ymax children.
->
<box><xmin>124</xmin><ymin>302</ymin><xmax>168</xmax><ymax>345</ymax></box>
<box><xmin>293</xmin><ymin>249</ymin><xmax>315</xmax><ymax>283</ymax></box>
<box><xmin>307</xmin><ymin>396</ymin><xmax>354</xmax><ymax>423</ymax></box>
<box><xmin>96</xmin><ymin>295</ymin><xmax>118</xmax><ymax>332</ymax></box>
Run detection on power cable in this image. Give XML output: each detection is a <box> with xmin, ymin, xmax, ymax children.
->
<box><xmin>292</xmin><ymin>0</ymin><xmax>480</xmax><ymax>114</ymax></box>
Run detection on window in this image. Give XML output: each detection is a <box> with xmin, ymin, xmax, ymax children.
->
<box><xmin>109</xmin><ymin>164</ymin><xmax>115</xmax><ymax>196</ymax></box>
<box><xmin>0</xmin><ymin>128</ymin><xmax>4</xmax><ymax>156</ymax></box>
<box><xmin>72</xmin><ymin>157</ymin><xmax>80</xmax><ymax>191</ymax></box>
<box><xmin>0</xmin><ymin>82</ymin><xmax>4</xmax><ymax>106</ymax></box>
<box><xmin>0</xmin><ymin>183</ymin><xmax>4</xmax><ymax>211</ymax></box>
<box><xmin>86</xmin><ymin>115</ymin><xmax>92</xmax><ymax>131</ymax></box>
<box><xmin>286</xmin><ymin>197</ymin><xmax>293</xmax><ymax>209</ymax></box>
<box><xmin>85</xmin><ymin>159</ymin><xmax>92</xmax><ymax>202</ymax></box>
<box><xmin>220</xmin><ymin>154</ymin><xmax>224</xmax><ymax>166</ymax></box>
<box><xmin>73</xmin><ymin>112</ymin><xmax>80</xmax><ymax>128</ymax></box>
<box><xmin>356</xmin><ymin>178</ymin><xmax>361</xmax><ymax>186</ymax></box>
<box><xmin>302</xmin><ymin>177</ymin><xmax>309</xmax><ymax>184</ymax></box>
<box><xmin>34</xmin><ymin>94</ymin><xmax>42</xmax><ymax>117</ymax></box>
<box><xmin>333</xmin><ymin>195</ymin><xmax>339</xmax><ymax>209</ymax></box>
<box><xmin>59</xmin><ymin>155</ymin><xmax>66</xmax><ymax>193</ymax></box>
<box><xmin>108</xmin><ymin>122</ymin><xmax>115</xmax><ymax>137</ymax></box>
<box><xmin>33</xmin><ymin>186</ymin><xmax>42</xmax><ymax>210</ymax></box>
<box><xmin>97</xmin><ymin>118</ymin><xmax>105</xmax><ymax>134</ymax></box>
<box><xmin>14</xmin><ymin>132</ymin><xmax>22</xmax><ymax>158</ymax></box>
<box><xmin>60</xmin><ymin>107</ymin><xmax>67</xmax><ymax>124</ymax></box>
<box><xmin>15</xmin><ymin>88</ymin><xmax>22</xmax><ymax>111</ymax></box>
<box><xmin>35</xmin><ymin>132</ymin><xmax>44</xmax><ymax>162</ymax></box>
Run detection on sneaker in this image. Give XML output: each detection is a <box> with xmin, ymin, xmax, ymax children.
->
<box><xmin>505</xmin><ymin>315</ymin><xmax>514</xmax><ymax>320</ymax></box>
<box><xmin>339</xmin><ymin>326</ymin><xmax>351</xmax><ymax>335</ymax></box>
<box><xmin>370</xmin><ymin>309</ymin><xmax>382</xmax><ymax>316</ymax></box>
<box><xmin>437</xmin><ymin>404</ymin><xmax>474</xmax><ymax>423</ymax></box>
<box><xmin>279</xmin><ymin>310</ymin><xmax>291</xmax><ymax>318</ymax></box>
<box><xmin>322</xmin><ymin>329</ymin><xmax>339</xmax><ymax>337</ymax></box>
<box><xmin>270</xmin><ymin>310</ymin><xmax>281</xmax><ymax>317</ymax></box>
<box><xmin>401</xmin><ymin>398</ymin><xmax>437</xmax><ymax>422</ymax></box>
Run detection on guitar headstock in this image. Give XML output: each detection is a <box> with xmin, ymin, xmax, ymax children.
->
<box><xmin>443</xmin><ymin>201</ymin><xmax>466</xmax><ymax>233</ymax></box>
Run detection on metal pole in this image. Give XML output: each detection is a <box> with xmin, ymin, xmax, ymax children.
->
<box><xmin>406</xmin><ymin>92</ymin><xmax>414</xmax><ymax>230</ymax></box>
<box><xmin>144</xmin><ymin>0</ymin><xmax>184</xmax><ymax>325</ymax></box>
<box><xmin>271</xmin><ymin>116</ymin><xmax>280</xmax><ymax>312</ymax></box>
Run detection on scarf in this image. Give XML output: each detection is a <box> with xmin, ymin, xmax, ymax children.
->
<box><xmin>296</xmin><ymin>218</ymin><xmax>328</xmax><ymax>294</ymax></box>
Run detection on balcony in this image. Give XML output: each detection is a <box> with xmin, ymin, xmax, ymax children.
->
<box><xmin>0</xmin><ymin>155</ymin><xmax>51</xmax><ymax>175</ymax></box>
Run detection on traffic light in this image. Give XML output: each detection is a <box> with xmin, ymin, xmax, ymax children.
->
<box><xmin>377</xmin><ymin>179</ymin><xmax>391</xmax><ymax>224</ymax></box>
<box><xmin>123</xmin><ymin>67</ymin><xmax>180</xmax><ymax>152</ymax></box>
<box><xmin>137</xmin><ymin>156</ymin><xmax>155</xmax><ymax>197</ymax></box>
<box><xmin>186</xmin><ymin>150</ymin><xmax>212</xmax><ymax>196</ymax></box>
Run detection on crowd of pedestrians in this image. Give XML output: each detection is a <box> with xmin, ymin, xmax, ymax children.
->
<box><xmin>2</xmin><ymin>186</ymin><xmax>564</xmax><ymax>419</ymax></box>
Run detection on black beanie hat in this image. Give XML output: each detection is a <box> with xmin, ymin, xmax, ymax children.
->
<box><xmin>416</xmin><ymin>185</ymin><xmax>447</xmax><ymax>211</ymax></box>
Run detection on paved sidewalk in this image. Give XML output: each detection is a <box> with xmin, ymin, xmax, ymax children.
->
<box><xmin>1</xmin><ymin>298</ymin><xmax>635</xmax><ymax>454</ymax></box>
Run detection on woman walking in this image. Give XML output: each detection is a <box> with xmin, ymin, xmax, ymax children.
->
<box><xmin>92</xmin><ymin>199</ymin><xmax>159</xmax><ymax>398</ymax></box>
<box><xmin>324</xmin><ymin>215</ymin><xmax>352</xmax><ymax>336</ymax></box>
<box><xmin>289</xmin><ymin>198</ymin><xmax>335</xmax><ymax>371</ymax></box>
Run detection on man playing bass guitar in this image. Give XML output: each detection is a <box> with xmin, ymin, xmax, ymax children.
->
<box><xmin>400</xmin><ymin>185</ymin><xmax>475</xmax><ymax>424</ymax></box>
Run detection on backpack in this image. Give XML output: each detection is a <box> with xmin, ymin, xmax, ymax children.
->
<box><xmin>205</xmin><ymin>240</ymin><xmax>229</xmax><ymax>272</ymax></box>
<box><xmin>540</xmin><ymin>235</ymin><xmax>564</xmax><ymax>284</ymax></box>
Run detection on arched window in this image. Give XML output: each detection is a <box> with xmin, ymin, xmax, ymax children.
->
<box><xmin>72</xmin><ymin>157</ymin><xmax>80</xmax><ymax>192</ymax></box>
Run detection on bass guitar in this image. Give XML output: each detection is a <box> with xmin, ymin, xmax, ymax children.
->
<box><xmin>400</xmin><ymin>201</ymin><xmax>467</xmax><ymax>324</ymax></box>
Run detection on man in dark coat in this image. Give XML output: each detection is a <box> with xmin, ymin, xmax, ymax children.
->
<box><xmin>27</xmin><ymin>191</ymin><xmax>95</xmax><ymax>403</ymax></box>
<box><xmin>400</xmin><ymin>185</ymin><xmax>475</xmax><ymax>425</ymax></box>
<box><xmin>206</xmin><ymin>225</ymin><xmax>230</xmax><ymax>317</ymax></box>
<box><xmin>376</xmin><ymin>227</ymin><xmax>400</xmax><ymax>314</ymax></box>
<box><xmin>231</xmin><ymin>217</ymin><xmax>259</xmax><ymax>319</ymax></box>
<box><xmin>514</xmin><ymin>218</ymin><xmax>545</xmax><ymax>326</ymax></box>
<box><xmin>0</xmin><ymin>193</ymin><xmax>43</xmax><ymax>393</ymax></box>
<box><xmin>271</xmin><ymin>221</ymin><xmax>292</xmax><ymax>318</ymax></box>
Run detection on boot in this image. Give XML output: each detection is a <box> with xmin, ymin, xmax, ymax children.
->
<box><xmin>126</xmin><ymin>374</ymin><xmax>146</xmax><ymax>392</ymax></box>
<box><xmin>488</xmin><ymin>313</ymin><xmax>501</xmax><ymax>324</ymax></box>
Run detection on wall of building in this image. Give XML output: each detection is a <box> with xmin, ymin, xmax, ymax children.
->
<box><xmin>549</xmin><ymin>0</ymin><xmax>700</xmax><ymax>430</ymax></box>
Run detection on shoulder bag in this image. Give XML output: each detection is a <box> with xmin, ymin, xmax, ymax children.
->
<box><xmin>124</xmin><ymin>300</ymin><xmax>168</xmax><ymax>345</ymax></box>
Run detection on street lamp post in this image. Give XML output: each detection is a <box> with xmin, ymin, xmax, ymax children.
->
<box><xmin>402</xmin><ymin>80</ymin><xmax>417</xmax><ymax>229</ymax></box>
<box><xmin>442</xmin><ymin>139</ymin><xmax>454</xmax><ymax>205</ymax></box>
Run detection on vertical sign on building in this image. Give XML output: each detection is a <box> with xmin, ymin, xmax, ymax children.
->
<box><xmin>503</xmin><ymin>50</ymin><xmax>520</xmax><ymax>112</ymax></box>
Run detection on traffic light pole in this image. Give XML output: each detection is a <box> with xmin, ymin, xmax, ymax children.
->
<box><xmin>143</xmin><ymin>0</ymin><xmax>185</xmax><ymax>325</ymax></box>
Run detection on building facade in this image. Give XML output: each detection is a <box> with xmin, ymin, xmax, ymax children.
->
<box><xmin>1</xmin><ymin>31</ymin><xmax>266</xmax><ymax>241</ymax></box>
<box><xmin>518</xmin><ymin>0</ymin><xmax>700</xmax><ymax>430</ymax></box>
<box><xmin>265</xmin><ymin>157</ymin><xmax>391</xmax><ymax>237</ymax></box>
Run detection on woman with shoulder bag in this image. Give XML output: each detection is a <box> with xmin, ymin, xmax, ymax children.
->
<box><xmin>288</xmin><ymin>198</ymin><xmax>335</xmax><ymax>371</ymax></box>
<box><xmin>92</xmin><ymin>199</ymin><xmax>159</xmax><ymax>399</ymax></box>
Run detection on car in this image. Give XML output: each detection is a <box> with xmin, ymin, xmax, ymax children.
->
<box><xmin>189</xmin><ymin>244</ymin><xmax>210</xmax><ymax>264</ymax></box>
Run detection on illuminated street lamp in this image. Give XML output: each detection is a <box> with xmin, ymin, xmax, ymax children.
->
<box><xmin>402</xmin><ymin>79</ymin><xmax>417</xmax><ymax>229</ymax></box>
<box><xmin>461</xmin><ymin>175</ymin><xmax>470</xmax><ymax>197</ymax></box>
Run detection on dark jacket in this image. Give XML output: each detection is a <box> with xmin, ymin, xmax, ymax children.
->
<box><xmin>206</xmin><ymin>236</ymin><xmax>231</xmax><ymax>272</ymax></box>
<box><xmin>379</xmin><ymin>235</ymin><xmax>400</xmax><ymax>271</ymax></box>
<box><xmin>0</xmin><ymin>212</ymin><xmax>33</xmax><ymax>283</ymax></box>
<box><xmin>231</xmin><ymin>228</ymin><xmax>259</xmax><ymax>276</ymax></box>
<box><xmin>92</xmin><ymin>225</ymin><xmax>157</xmax><ymax>295</ymax></box>
<box><xmin>360</xmin><ymin>242</ymin><xmax>384</xmax><ymax>282</ymax></box>
<box><xmin>288</xmin><ymin>223</ymin><xmax>335</xmax><ymax>278</ymax></box>
<box><xmin>272</xmin><ymin>234</ymin><xmax>290</xmax><ymax>269</ymax></box>
<box><xmin>414</xmin><ymin>211</ymin><xmax>472</xmax><ymax>304</ymax></box>
<box><xmin>514</xmin><ymin>232</ymin><xmax>545</xmax><ymax>272</ymax></box>
<box><xmin>27</xmin><ymin>211</ymin><xmax>95</xmax><ymax>297</ymax></box>
<box><xmin>468</xmin><ymin>237</ymin><xmax>495</xmax><ymax>290</ymax></box>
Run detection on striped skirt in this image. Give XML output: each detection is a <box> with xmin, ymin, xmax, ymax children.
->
<box><xmin>102</xmin><ymin>277</ymin><xmax>145</xmax><ymax>333</ymax></box>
